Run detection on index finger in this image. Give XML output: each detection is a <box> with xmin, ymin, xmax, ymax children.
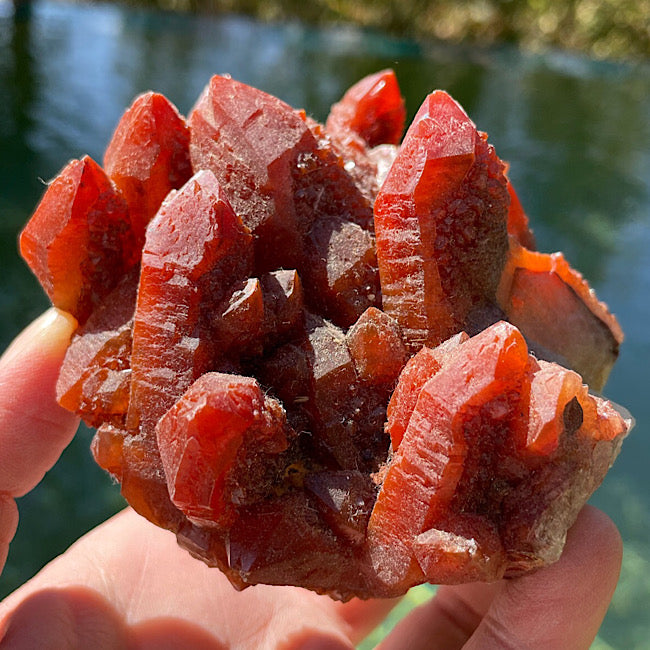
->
<box><xmin>0</xmin><ymin>308</ymin><xmax>79</xmax><ymax>498</ymax></box>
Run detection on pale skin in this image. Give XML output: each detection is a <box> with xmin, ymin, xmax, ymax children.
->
<box><xmin>0</xmin><ymin>309</ymin><xmax>623</xmax><ymax>649</ymax></box>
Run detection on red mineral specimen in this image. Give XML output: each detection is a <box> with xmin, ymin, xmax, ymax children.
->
<box><xmin>260</xmin><ymin>269</ymin><xmax>304</xmax><ymax>346</ymax></box>
<box><xmin>368</xmin><ymin>322</ymin><xmax>530</xmax><ymax>592</ymax></box>
<box><xmin>368</xmin><ymin>321</ymin><xmax>628</xmax><ymax>594</ymax></box>
<box><xmin>303</xmin><ymin>216</ymin><xmax>379</xmax><ymax>326</ymax></box>
<box><xmin>226</xmin><ymin>491</ymin><xmax>371</xmax><ymax>598</ymax></box>
<box><xmin>211</xmin><ymin>270</ymin><xmax>305</xmax><ymax>361</ymax></box>
<box><xmin>109</xmin><ymin>169</ymin><xmax>253</xmax><ymax>527</ymax></box>
<box><xmin>188</xmin><ymin>75</ymin><xmax>318</xmax><ymax>271</ymax></box>
<box><xmin>302</xmin><ymin>312</ymin><xmax>388</xmax><ymax>471</ymax></box>
<box><xmin>346</xmin><ymin>307</ymin><xmax>408</xmax><ymax>389</ymax></box>
<box><xmin>20</xmin><ymin>70</ymin><xmax>631</xmax><ymax>601</ymax></box>
<box><xmin>128</xmin><ymin>169</ymin><xmax>252</xmax><ymax>435</ymax></box>
<box><xmin>385</xmin><ymin>332</ymin><xmax>469</xmax><ymax>450</ymax></box>
<box><xmin>56</xmin><ymin>269</ymin><xmax>138</xmax><ymax>428</ymax></box>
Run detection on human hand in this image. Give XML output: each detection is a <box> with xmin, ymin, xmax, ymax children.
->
<box><xmin>0</xmin><ymin>310</ymin><xmax>623</xmax><ymax>649</ymax></box>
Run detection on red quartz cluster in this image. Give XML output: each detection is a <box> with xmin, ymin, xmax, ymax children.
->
<box><xmin>20</xmin><ymin>71</ymin><xmax>630</xmax><ymax>600</ymax></box>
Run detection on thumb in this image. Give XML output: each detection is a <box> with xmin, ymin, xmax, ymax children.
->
<box><xmin>463</xmin><ymin>505</ymin><xmax>622</xmax><ymax>650</ymax></box>
<box><xmin>378</xmin><ymin>505</ymin><xmax>622</xmax><ymax>650</ymax></box>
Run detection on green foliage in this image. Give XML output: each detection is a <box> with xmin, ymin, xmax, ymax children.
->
<box><xmin>115</xmin><ymin>0</ymin><xmax>649</xmax><ymax>60</ymax></box>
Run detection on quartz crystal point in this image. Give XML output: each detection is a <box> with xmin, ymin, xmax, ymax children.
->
<box><xmin>260</xmin><ymin>269</ymin><xmax>304</xmax><ymax>346</ymax></box>
<box><xmin>373</xmin><ymin>89</ymin><xmax>621</xmax><ymax>389</ymax></box>
<box><xmin>20</xmin><ymin>156</ymin><xmax>136</xmax><ymax>324</ymax></box>
<box><xmin>57</xmin><ymin>269</ymin><xmax>138</xmax><ymax>428</ymax></box>
<box><xmin>104</xmin><ymin>91</ymin><xmax>192</xmax><ymax>249</ymax></box>
<box><xmin>188</xmin><ymin>75</ymin><xmax>312</xmax><ymax>271</ymax></box>
<box><xmin>319</xmin><ymin>69</ymin><xmax>404</xmax><ymax>208</ymax></box>
<box><xmin>346</xmin><ymin>306</ymin><xmax>409</xmax><ymax>389</ymax></box>
<box><xmin>301</xmin><ymin>312</ymin><xmax>390</xmax><ymax>471</ymax></box>
<box><xmin>156</xmin><ymin>372</ymin><xmax>291</xmax><ymax>528</ymax></box>
<box><xmin>19</xmin><ymin>70</ymin><xmax>632</xmax><ymax>600</ymax></box>
<box><xmin>385</xmin><ymin>332</ymin><xmax>469</xmax><ymax>451</ymax></box>
<box><xmin>127</xmin><ymin>169</ymin><xmax>252</xmax><ymax>435</ymax></box>
<box><xmin>374</xmin><ymin>90</ymin><xmax>510</xmax><ymax>351</ymax></box>
<box><xmin>326</xmin><ymin>69</ymin><xmax>406</xmax><ymax>148</ymax></box>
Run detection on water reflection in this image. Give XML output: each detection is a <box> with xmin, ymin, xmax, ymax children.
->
<box><xmin>0</xmin><ymin>1</ymin><xmax>648</xmax><ymax>646</ymax></box>
<box><xmin>519</xmin><ymin>67</ymin><xmax>649</xmax><ymax>280</ymax></box>
<box><xmin>1</xmin><ymin>1</ymin><xmax>36</xmax><ymax>210</ymax></box>
<box><xmin>0</xmin><ymin>0</ymin><xmax>48</xmax><ymax>334</ymax></box>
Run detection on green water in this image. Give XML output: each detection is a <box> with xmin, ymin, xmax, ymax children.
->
<box><xmin>0</xmin><ymin>1</ymin><xmax>648</xmax><ymax>646</ymax></box>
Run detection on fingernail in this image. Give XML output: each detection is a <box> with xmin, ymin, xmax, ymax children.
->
<box><xmin>32</xmin><ymin>308</ymin><xmax>78</xmax><ymax>337</ymax></box>
<box><xmin>1</xmin><ymin>308</ymin><xmax>77</xmax><ymax>366</ymax></box>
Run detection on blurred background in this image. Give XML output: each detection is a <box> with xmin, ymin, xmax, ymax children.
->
<box><xmin>0</xmin><ymin>0</ymin><xmax>648</xmax><ymax>647</ymax></box>
<box><xmin>71</xmin><ymin>0</ymin><xmax>650</xmax><ymax>61</ymax></box>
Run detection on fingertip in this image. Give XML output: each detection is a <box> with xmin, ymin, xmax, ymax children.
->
<box><xmin>555</xmin><ymin>504</ymin><xmax>623</xmax><ymax>618</ymax></box>
<box><xmin>32</xmin><ymin>307</ymin><xmax>78</xmax><ymax>340</ymax></box>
